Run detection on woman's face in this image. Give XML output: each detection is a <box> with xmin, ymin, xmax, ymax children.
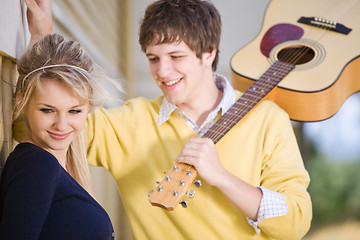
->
<box><xmin>24</xmin><ymin>78</ymin><xmax>90</xmax><ymax>157</ymax></box>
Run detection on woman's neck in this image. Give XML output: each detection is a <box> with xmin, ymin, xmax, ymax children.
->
<box><xmin>21</xmin><ymin>135</ymin><xmax>68</xmax><ymax>170</ymax></box>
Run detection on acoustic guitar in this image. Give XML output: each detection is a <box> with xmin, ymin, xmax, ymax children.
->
<box><xmin>148</xmin><ymin>0</ymin><xmax>360</xmax><ymax>210</ymax></box>
<box><xmin>231</xmin><ymin>0</ymin><xmax>360</xmax><ymax>122</ymax></box>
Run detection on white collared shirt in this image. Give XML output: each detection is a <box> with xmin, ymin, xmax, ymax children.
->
<box><xmin>158</xmin><ymin>73</ymin><xmax>235</xmax><ymax>136</ymax></box>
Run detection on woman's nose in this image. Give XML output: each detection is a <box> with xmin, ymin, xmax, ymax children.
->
<box><xmin>53</xmin><ymin>114</ymin><xmax>68</xmax><ymax>132</ymax></box>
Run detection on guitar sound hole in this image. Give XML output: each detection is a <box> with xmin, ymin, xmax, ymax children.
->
<box><xmin>277</xmin><ymin>45</ymin><xmax>315</xmax><ymax>65</ymax></box>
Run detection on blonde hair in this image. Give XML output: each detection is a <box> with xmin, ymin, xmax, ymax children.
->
<box><xmin>15</xmin><ymin>33</ymin><xmax>122</xmax><ymax>195</ymax></box>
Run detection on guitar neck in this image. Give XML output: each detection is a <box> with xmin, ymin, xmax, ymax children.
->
<box><xmin>204</xmin><ymin>60</ymin><xmax>295</xmax><ymax>143</ymax></box>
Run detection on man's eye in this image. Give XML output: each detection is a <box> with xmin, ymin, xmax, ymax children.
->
<box><xmin>171</xmin><ymin>55</ymin><xmax>183</xmax><ymax>59</ymax></box>
<box><xmin>40</xmin><ymin>108</ymin><xmax>53</xmax><ymax>113</ymax></box>
<box><xmin>69</xmin><ymin>109</ymin><xmax>82</xmax><ymax>114</ymax></box>
<box><xmin>148</xmin><ymin>57</ymin><xmax>159</xmax><ymax>62</ymax></box>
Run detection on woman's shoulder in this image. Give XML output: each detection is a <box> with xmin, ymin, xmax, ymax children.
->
<box><xmin>6</xmin><ymin>143</ymin><xmax>60</xmax><ymax>173</ymax></box>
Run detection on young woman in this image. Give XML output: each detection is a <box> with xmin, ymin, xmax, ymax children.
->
<box><xmin>0</xmin><ymin>33</ymin><xmax>119</xmax><ymax>239</ymax></box>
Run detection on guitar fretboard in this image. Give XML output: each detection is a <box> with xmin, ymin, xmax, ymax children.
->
<box><xmin>203</xmin><ymin>60</ymin><xmax>295</xmax><ymax>143</ymax></box>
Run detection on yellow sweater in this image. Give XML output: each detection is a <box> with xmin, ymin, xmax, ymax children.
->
<box><xmin>85</xmin><ymin>93</ymin><xmax>312</xmax><ymax>240</ymax></box>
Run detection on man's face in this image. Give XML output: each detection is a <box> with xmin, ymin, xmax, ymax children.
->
<box><xmin>145</xmin><ymin>40</ymin><xmax>215</xmax><ymax>110</ymax></box>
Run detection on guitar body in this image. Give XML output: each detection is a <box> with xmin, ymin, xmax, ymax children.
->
<box><xmin>231</xmin><ymin>0</ymin><xmax>360</xmax><ymax>122</ymax></box>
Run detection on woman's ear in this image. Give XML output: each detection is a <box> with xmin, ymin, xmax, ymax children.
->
<box><xmin>87</xmin><ymin>103</ymin><xmax>93</xmax><ymax>114</ymax></box>
<box><xmin>15</xmin><ymin>91</ymin><xmax>23</xmax><ymax>110</ymax></box>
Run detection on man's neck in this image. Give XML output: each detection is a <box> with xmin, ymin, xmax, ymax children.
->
<box><xmin>178</xmin><ymin>86</ymin><xmax>223</xmax><ymax>127</ymax></box>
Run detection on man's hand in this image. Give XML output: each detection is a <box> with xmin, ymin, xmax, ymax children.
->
<box><xmin>176</xmin><ymin>137</ymin><xmax>228</xmax><ymax>186</ymax></box>
<box><xmin>176</xmin><ymin>137</ymin><xmax>262</xmax><ymax>220</ymax></box>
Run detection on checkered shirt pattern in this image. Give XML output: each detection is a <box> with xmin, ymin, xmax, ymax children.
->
<box><xmin>248</xmin><ymin>187</ymin><xmax>288</xmax><ymax>235</ymax></box>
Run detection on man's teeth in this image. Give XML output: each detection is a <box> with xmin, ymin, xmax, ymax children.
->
<box><xmin>164</xmin><ymin>79</ymin><xmax>181</xmax><ymax>86</ymax></box>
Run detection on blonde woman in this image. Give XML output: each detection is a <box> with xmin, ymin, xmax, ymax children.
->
<box><xmin>0</xmin><ymin>34</ymin><xmax>119</xmax><ymax>239</ymax></box>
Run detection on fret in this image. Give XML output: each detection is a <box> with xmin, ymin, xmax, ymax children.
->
<box><xmin>203</xmin><ymin>61</ymin><xmax>295</xmax><ymax>143</ymax></box>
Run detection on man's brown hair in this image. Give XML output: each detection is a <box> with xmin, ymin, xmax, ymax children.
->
<box><xmin>139</xmin><ymin>0</ymin><xmax>222</xmax><ymax>71</ymax></box>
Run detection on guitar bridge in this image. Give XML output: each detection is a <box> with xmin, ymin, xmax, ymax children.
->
<box><xmin>298</xmin><ymin>16</ymin><xmax>352</xmax><ymax>35</ymax></box>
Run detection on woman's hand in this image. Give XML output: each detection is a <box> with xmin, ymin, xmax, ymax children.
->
<box><xmin>25</xmin><ymin>0</ymin><xmax>53</xmax><ymax>45</ymax></box>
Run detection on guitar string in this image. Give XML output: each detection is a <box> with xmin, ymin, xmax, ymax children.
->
<box><xmin>206</xmin><ymin>64</ymin><xmax>295</xmax><ymax>141</ymax></box>
<box><xmin>212</xmin><ymin>2</ymin><xmax>336</xmax><ymax>139</ymax></box>
<box><xmin>206</xmin><ymin>36</ymin><xmax>298</xmax><ymax>139</ymax></box>
<box><xmin>204</xmin><ymin>62</ymin><xmax>294</xmax><ymax>142</ymax></box>
<box><xmin>238</xmin><ymin>0</ymin><xmax>351</xmax><ymax>104</ymax></box>
<box><xmin>257</xmin><ymin>0</ymin><xmax>356</xmax><ymax>90</ymax></box>
<box><xmin>189</xmin><ymin>0</ymin><xmax>357</xmax><ymax>198</ymax></box>
<box><xmin>205</xmin><ymin>0</ymin><xmax>353</xmax><ymax>142</ymax></box>
<box><xmin>206</xmin><ymin>35</ymin><xmax>316</xmax><ymax>140</ymax></box>
<box><xmin>170</xmin><ymin>0</ymin><xmax>356</xmax><ymax>181</ymax></box>
<box><xmin>154</xmin><ymin>0</ymin><xmax>356</xmax><ymax>206</ymax></box>
<box><xmin>163</xmin><ymin>0</ymin><xmax>358</xmax><ymax>204</ymax></box>
<box><xmin>277</xmin><ymin>0</ymin><xmax>352</xmax><ymax>70</ymax></box>
<box><xmin>173</xmin><ymin>1</ymin><xmax>344</xmax><ymax>199</ymax></box>
<box><xmin>206</xmin><ymin>58</ymin><xmax>297</xmax><ymax>141</ymax></box>
<box><xmin>252</xmin><ymin>0</ymin><xmax>358</xmax><ymax>100</ymax></box>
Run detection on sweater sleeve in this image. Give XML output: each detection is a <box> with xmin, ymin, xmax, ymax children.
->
<box><xmin>0</xmin><ymin>147</ymin><xmax>60</xmax><ymax>239</ymax></box>
<box><xmin>85</xmin><ymin>98</ymin><xmax>160</xmax><ymax>175</ymax></box>
<box><xmin>257</xmin><ymin>102</ymin><xmax>312</xmax><ymax>239</ymax></box>
<box><xmin>85</xmin><ymin>105</ymin><xmax>132</xmax><ymax>173</ymax></box>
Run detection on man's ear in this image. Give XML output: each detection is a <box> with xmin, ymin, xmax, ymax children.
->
<box><xmin>202</xmin><ymin>48</ymin><xmax>217</xmax><ymax>68</ymax></box>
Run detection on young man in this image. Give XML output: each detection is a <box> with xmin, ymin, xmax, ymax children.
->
<box><xmin>21</xmin><ymin>0</ymin><xmax>312</xmax><ymax>239</ymax></box>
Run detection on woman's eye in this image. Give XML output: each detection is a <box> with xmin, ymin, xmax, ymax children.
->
<box><xmin>40</xmin><ymin>108</ymin><xmax>53</xmax><ymax>113</ymax></box>
<box><xmin>69</xmin><ymin>109</ymin><xmax>82</xmax><ymax>114</ymax></box>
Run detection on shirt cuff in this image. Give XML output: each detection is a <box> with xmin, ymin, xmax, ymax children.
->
<box><xmin>247</xmin><ymin>186</ymin><xmax>288</xmax><ymax>235</ymax></box>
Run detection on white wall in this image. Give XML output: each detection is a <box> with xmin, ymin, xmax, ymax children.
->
<box><xmin>0</xmin><ymin>0</ymin><xmax>29</xmax><ymax>59</ymax></box>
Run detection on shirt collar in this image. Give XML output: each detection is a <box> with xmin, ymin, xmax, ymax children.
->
<box><xmin>157</xmin><ymin>73</ymin><xmax>235</xmax><ymax>126</ymax></box>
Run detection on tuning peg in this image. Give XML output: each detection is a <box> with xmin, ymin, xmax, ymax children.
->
<box><xmin>173</xmin><ymin>165</ymin><xmax>179</xmax><ymax>171</ymax></box>
<box><xmin>179</xmin><ymin>201</ymin><xmax>188</xmax><ymax>208</ymax></box>
<box><xmin>193</xmin><ymin>180</ymin><xmax>202</xmax><ymax>188</ymax></box>
<box><xmin>186</xmin><ymin>190</ymin><xmax>196</xmax><ymax>198</ymax></box>
<box><xmin>157</xmin><ymin>185</ymin><xmax>163</xmax><ymax>192</ymax></box>
<box><xmin>147</xmin><ymin>190</ymin><xmax>154</xmax><ymax>197</ymax></box>
<box><xmin>180</xmin><ymin>179</ymin><xmax>185</xmax><ymax>186</ymax></box>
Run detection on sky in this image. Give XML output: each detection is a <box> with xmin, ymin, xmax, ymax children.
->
<box><xmin>303</xmin><ymin>92</ymin><xmax>360</xmax><ymax>162</ymax></box>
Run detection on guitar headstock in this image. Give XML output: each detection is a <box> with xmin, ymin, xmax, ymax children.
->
<box><xmin>148</xmin><ymin>163</ymin><xmax>200</xmax><ymax>211</ymax></box>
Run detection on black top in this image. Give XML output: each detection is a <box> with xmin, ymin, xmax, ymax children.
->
<box><xmin>0</xmin><ymin>143</ymin><xmax>114</xmax><ymax>240</ymax></box>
